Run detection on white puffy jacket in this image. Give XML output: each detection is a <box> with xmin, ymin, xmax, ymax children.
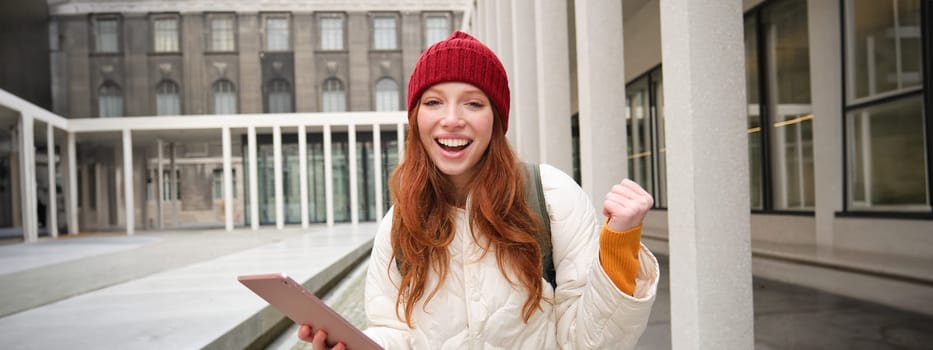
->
<box><xmin>363</xmin><ymin>164</ymin><xmax>660</xmax><ymax>349</ymax></box>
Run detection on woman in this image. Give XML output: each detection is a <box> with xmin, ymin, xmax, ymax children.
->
<box><xmin>300</xmin><ymin>31</ymin><xmax>659</xmax><ymax>349</ymax></box>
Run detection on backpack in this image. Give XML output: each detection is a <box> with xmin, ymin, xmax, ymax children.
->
<box><xmin>393</xmin><ymin>163</ymin><xmax>556</xmax><ymax>289</ymax></box>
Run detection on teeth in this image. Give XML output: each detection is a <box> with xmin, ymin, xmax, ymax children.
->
<box><xmin>438</xmin><ymin>138</ymin><xmax>470</xmax><ymax>147</ymax></box>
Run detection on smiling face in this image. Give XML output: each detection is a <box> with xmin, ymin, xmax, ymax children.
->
<box><xmin>416</xmin><ymin>82</ymin><xmax>495</xmax><ymax>190</ymax></box>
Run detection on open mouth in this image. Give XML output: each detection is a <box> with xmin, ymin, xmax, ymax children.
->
<box><xmin>436</xmin><ymin>138</ymin><xmax>472</xmax><ymax>152</ymax></box>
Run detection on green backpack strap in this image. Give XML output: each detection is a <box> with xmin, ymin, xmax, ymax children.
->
<box><xmin>393</xmin><ymin>163</ymin><xmax>556</xmax><ymax>289</ymax></box>
<box><xmin>523</xmin><ymin>162</ymin><xmax>555</xmax><ymax>289</ymax></box>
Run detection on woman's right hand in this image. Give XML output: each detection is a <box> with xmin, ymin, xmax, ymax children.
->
<box><xmin>298</xmin><ymin>324</ymin><xmax>346</xmax><ymax>350</ymax></box>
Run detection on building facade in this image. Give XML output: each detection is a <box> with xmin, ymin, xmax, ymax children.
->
<box><xmin>5</xmin><ymin>0</ymin><xmax>465</xmax><ymax>231</ymax></box>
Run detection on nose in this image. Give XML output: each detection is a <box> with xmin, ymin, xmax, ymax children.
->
<box><xmin>440</xmin><ymin>105</ymin><xmax>465</xmax><ymax>128</ymax></box>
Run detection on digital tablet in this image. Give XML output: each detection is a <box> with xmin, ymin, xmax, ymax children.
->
<box><xmin>238</xmin><ymin>273</ymin><xmax>382</xmax><ymax>350</ymax></box>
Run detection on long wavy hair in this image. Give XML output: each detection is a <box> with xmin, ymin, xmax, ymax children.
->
<box><xmin>388</xmin><ymin>101</ymin><xmax>547</xmax><ymax>328</ymax></box>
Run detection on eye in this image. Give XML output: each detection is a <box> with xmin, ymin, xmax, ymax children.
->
<box><xmin>422</xmin><ymin>99</ymin><xmax>441</xmax><ymax>106</ymax></box>
<box><xmin>466</xmin><ymin>101</ymin><xmax>485</xmax><ymax>108</ymax></box>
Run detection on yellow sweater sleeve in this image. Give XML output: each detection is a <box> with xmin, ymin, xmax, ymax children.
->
<box><xmin>598</xmin><ymin>222</ymin><xmax>642</xmax><ymax>296</ymax></box>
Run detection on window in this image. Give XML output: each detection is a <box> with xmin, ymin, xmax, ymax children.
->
<box><xmin>98</xmin><ymin>82</ymin><xmax>123</xmax><ymax>118</ymax></box>
<box><xmin>320</xmin><ymin>15</ymin><xmax>344</xmax><ymax>50</ymax></box>
<box><xmin>209</xmin><ymin>15</ymin><xmax>235</xmax><ymax>51</ymax></box>
<box><xmin>266</xmin><ymin>79</ymin><xmax>293</xmax><ymax>113</ymax></box>
<box><xmin>94</xmin><ymin>17</ymin><xmax>119</xmax><ymax>53</ymax></box>
<box><xmin>213</xmin><ymin>80</ymin><xmax>237</xmax><ymax>114</ymax></box>
<box><xmin>164</xmin><ymin>169</ymin><xmax>181</xmax><ymax>200</ymax></box>
<box><xmin>424</xmin><ymin>15</ymin><xmax>449</xmax><ymax>48</ymax></box>
<box><xmin>373</xmin><ymin>15</ymin><xmax>397</xmax><ymax>50</ymax></box>
<box><xmin>375</xmin><ymin>78</ymin><xmax>399</xmax><ymax>111</ymax></box>
<box><xmin>152</xmin><ymin>16</ymin><xmax>179</xmax><ymax>52</ymax></box>
<box><xmin>213</xmin><ymin>169</ymin><xmax>236</xmax><ymax>199</ymax></box>
<box><xmin>843</xmin><ymin>0</ymin><xmax>929</xmax><ymax>212</ymax></box>
<box><xmin>265</xmin><ymin>16</ymin><xmax>290</xmax><ymax>51</ymax></box>
<box><xmin>322</xmin><ymin>78</ymin><xmax>346</xmax><ymax>112</ymax></box>
<box><xmin>624</xmin><ymin>67</ymin><xmax>667</xmax><ymax>208</ymax></box>
<box><xmin>156</xmin><ymin>80</ymin><xmax>181</xmax><ymax>116</ymax></box>
<box><xmin>744</xmin><ymin>0</ymin><xmax>814</xmax><ymax>211</ymax></box>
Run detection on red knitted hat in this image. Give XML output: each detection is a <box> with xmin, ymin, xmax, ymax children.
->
<box><xmin>407</xmin><ymin>31</ymin><xmax>511</xmax><ymax>131</ymax></box>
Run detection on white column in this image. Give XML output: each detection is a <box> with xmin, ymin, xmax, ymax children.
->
<box><xmin>396</xmin><ymin>123</ymin><xmax>405</xmax><ymax>162</ymax></box>
<box><xmin>248</xmin><ymin>126</ymin><xmax>259</xmax><ymax>230</ymax></box>
<box><xmin>122</xmin><ymin>129</ymin><xmax>134</xmax><ymax>235</ymax></box>
<box><xmin>535</xmin><ymin>0</ymin><xmax>574</xmax><ymax>174</ymax></box>
<box><xmin>46</xmin><ymin>125</ymin><xmax>58</xmax><ymax>237</ymax></box>
<box><xmin>484</xmin><ymin>0</ymin><xmax>498</xmax><ymax>51</ymax></box>
<box><xmin>348</xmin><ymin>124</ymin><xmax>359</xmax><ymax>224</ymax></box>
<box><xmin>660</xmin><ymin>1</ymin><xmax>754</xmax><ymax>349</ymax></box>
<box><xmin>65</xmin><ymin>132</ymin><xmax>78</xmax><ymax>234</ymax></box>
<box><xmin>298</xmin><ymin>125</ymin><xmax>309</xmax><ymax>228</ymax></box>
<box><xmin>496</xmin><ymin>0</ymin><xmax>516</xmax><ymax>143</ymax></box>
<box><xmin>18</xmin><ymin>114</ymin><xmax>38</xmax><ymax>242</ymax></box>
<box><xmin>324</xmin><ymin>124</ymin><xmax>335</xmax><ymax>227</ymax></box>
<box><xmin>273</xmin><ymin>125</ymin><xmax>284</xmax><ymax>229</ymax></box>
<box><xmin>222</xmin><ymin>127</ymin><xmax>234</xmax><ymax>231</ymax></box>
<box><xmin>475</xmin><ymin>0</ymin><xmax>484</xmax><ymax>39</ymax></box>
<box><xmin>511</xmin><ymin>0</ymin><xmax>539</xmax><ymax>162</ymax></box>
<box><xmin>169</xmin><ymin>142</ymin><xmax>176</xmax><ymax>226</ymax></box>
<box><xmin>808</xmin><ymin>0</ymin><xmax>843</xmax><ymax>255</ymax></box>
<box><xmin>156</xmin><ymin>139</ymin><xmax>164</xmax><ymax>230</ymax></box>
<box><xmin>373</xmin><ymin>124</ymin><xmax>383</xmax><ymax>219</ymax></box>
<box><xmin>574</xmin><ymin>0</ymin><xmax>627</xmax><ymax>209</ymax></box>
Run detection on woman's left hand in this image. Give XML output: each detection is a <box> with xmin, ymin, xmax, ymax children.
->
<box><xmin>603</xmin><ymin>179</ymin><xmax>654</xmax><ymax>232</ymax></box>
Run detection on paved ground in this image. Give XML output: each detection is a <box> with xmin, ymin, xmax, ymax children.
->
<box><xmin>0</xmin><ymin>224</ymin><xmax>377</xmax><ymax>349</ymax></box>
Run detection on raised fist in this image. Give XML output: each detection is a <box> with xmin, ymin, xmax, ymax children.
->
<box><xmin>602</xmin><ymin>179</ymin><xmax>654</xmax><ymax>232</ymax></box>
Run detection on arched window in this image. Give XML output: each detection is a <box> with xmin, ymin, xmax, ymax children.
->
<box><xmin>213</xmin><ymin>79</ymin><xmax>237</xmax><ymax>114</ymax></box>
<box><xmin>322</xmin><ymin>78</ymin><xmax>346</xmax><ymax>112</ymax></box>
<box><xmin>98</xmin><ymin>81</ymin><xmax>123</xmax><ymax>118</ymax></box>
<box><xmin>375</xmin><ymin>78</ymin><xmax>399</xmax><ymax>112</ymax></box>
<box><xmin>266</xmin><ymin>78</ymin><xmax>293</xmax><ymax>113</ymax></box>
<box><xmin>156</xmin><ymin>80</ymin><xmax>181</xmax><ymax>116</ymax></box>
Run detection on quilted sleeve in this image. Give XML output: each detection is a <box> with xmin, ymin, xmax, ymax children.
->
<box><xmin>361</xmin><ymin>207</ymin><xmax>414</xmax><ymax>349</ymax></box>
<box><xmin>540</xmin><ymin>164</ymin><xmax>660</xmax><ymax>349</ymax></box>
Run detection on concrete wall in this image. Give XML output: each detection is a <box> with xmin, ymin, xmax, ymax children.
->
<box><xmin>0</xmin><ymin>0</ymin><xmax>51</xmax><ymax>110</ymax></box>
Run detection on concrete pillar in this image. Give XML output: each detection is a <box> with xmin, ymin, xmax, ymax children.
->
<box><xmin>511</xmin><ymin>0</ymin><xmax>540</xmax><ymax>163</ymax></box>
<box><xmin>222</xmin><ymin>127</ymin><xmax>234</xmax><ymax>231</ymax></box>
<box><xmin>373</xmin><ymin>123</ymin><xmax>383</xmax><ymax>219</ymax></box>
<box><xmin>808</xmin><ymin>0</ymin><xmax>843</xmax><ymax>255</ymax></box>
<box><xmin>324</xmin><ymin>124</ymin><xmax>335</xmax><ymax>227</ymax></box>
<box><xmin>299</xmin><ymin>125</ymin><xmax>309</xmax><ymax>228</ymax></box>
<box><xmin>156</xmin><ymin>139</ymin><xmax>164</xmax><ymax>230</ymax></box>
<box><xmin>46</xmin><ymin>125</ymin><xmax>58</xmax><ymax>238</ymax></box>
<box><xmin>247</xmin><ymin>126</ymin><xmax>259</xmax><ymax>230</ymax></box>
<box><xmin>574</xmin><ymin>0</ymin><xmax>627</xmax><ymax>208</ymax></box>
<box><xmin>273</xmin><ymin>125</ymin><xmax>284</xmax><ymax>229</ymax></box>
<box><xmin>496</xmin><ymin>0</ymin><xmax>515</xmax><ymax>143</ymax></box>
<box><xmin>535</xmin><ymin>0</ymin><xmax>574</xmax><ymax>175</ymax></box>
<box><xmin>659</xmin><ymin>1</ymin><xmax>754</xmax><ymax>348</ymax></box>
<box><xmin>18</xmin><ymin>114</ymin><xmax>38</xmax><ymax>242</ymax></box>
<box><xmin>169</xmin><ymin>143</ymin><xmax>176</xmax><ymax>225</ymax></box>
<box><xmin>484</xmin><ymin>0</ymin><xmax>498</xmax><ymax>52</ymax></box>
<box><xmin>65</xmin><ymin>132</ymin><xmax>78</xmax><ymax>234</ymax></box>
<box><xmin>122</xmin><ymin>129</ymin><xmax>134</xmax><ymax>235</ymax></box>
<box><xmin>348</xmin><ymin>124</ymin><xmax>359</xmax><ymax>224</ymax></box>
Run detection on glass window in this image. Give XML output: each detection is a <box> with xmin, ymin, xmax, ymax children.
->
<box><xmin>764</xmin><ymin>0</ymin><xmax>814</xmax><ymax>210</ymax></box>
<box><xmin>95</xmin><ymin>17</ymin><xmax>119</xmax><ymax>53</ymax></box>
<box><xmin>847</xmin><ymin>96</ymin><xmax>928</xmax><ymax>210</ymax></box>
<box><xmin>743</xmin><ymin>0</ymin><xmax>814</xmax><ymax>211</ymax></box>
<box><xmin>652</xmin><ymin>70</ymin><xmax>667</xmax><ymax>208</ymax></box>
<box><xmin>156</xmin><ymin>80</ymin><xmax>181</xmax><ymax>116</ymax></box>
<box><xmin>375</xmin><ymin>78</ymin><xmax>399</xmax><ymax>111</ymax></box>
<box><xmin>265</xmin><ymin>17</ymin><xmax>290</xmax><ymax>51</ymax></box>
<box><xmin>626</xmin><ymin>76</ymin><xmax>653</xmax><ymax>194</ymax></box>
<box><xmin>846</xmin><ymin>0</ymin><xmax>922</xmax><ymax>102</ymax></box>
<box><xmin>373</xmin><ymin>16</ymin><xmax>397</xmax><ymax>50</ymax></box>
<box><xmin>153</xmin><ymin>17</ymin><xmax>179</xmax><ymax>52</ymax></box>
<box><xmin>266</xmin><ymin>79</ymin><xmax>293</xmax><ymax>113</ymax></box>
<box><xmin>210</xmin><ymin>16</ymin><xmax>235</xmax><ymax>51</ymax></box>
<box><xmin>322</xmin><ymin>78</ymin><xmax>347</xmax><ymax>112</ymax></box>
<box><xmin>98</xmin><ymin>82</ymin><xmax>123</xmax><ymax>118</ymax></box>
<box><xmin>844</xmin><ymin>0</ymin><xmax>928</xmax><ymax>212</ymax></box>
<box><xmin>425</xmin><ymin>15</ymin><xmax>449</xmax><ymax>47</ymax></box>
<box><xmin>213</xmin><ymin>80</ymin><xmax>237</xmax><ymax>114</ymax></box>
<box><xmin>320</xmin><ymin>16</ymin><xmax>344</xmax><ymax>50</ymax></box>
